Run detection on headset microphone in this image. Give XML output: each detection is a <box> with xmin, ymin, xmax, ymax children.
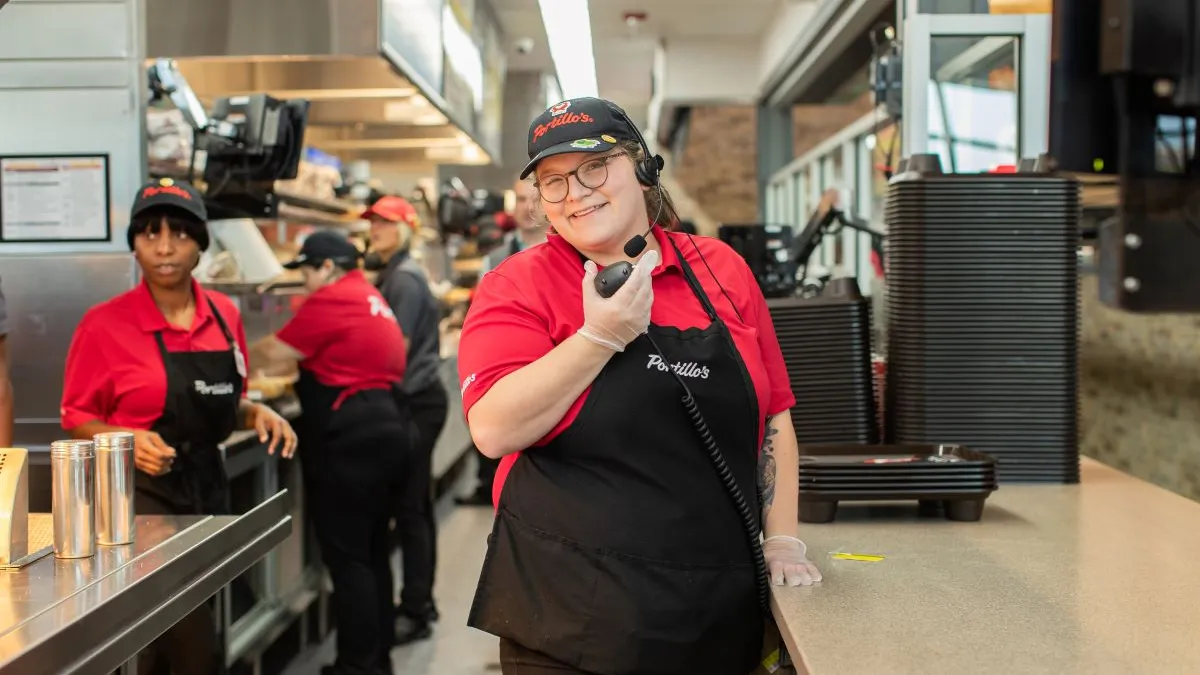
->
<box><xmin>622</xmin><ymin>224</ymin><xmax>654</xmax><ymax>258</ymax></box>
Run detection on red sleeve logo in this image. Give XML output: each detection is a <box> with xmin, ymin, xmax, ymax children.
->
<box><xmin>548</xmin><ymin>101</ymin><xmax>571</xmax><ymax>116</ymax></box>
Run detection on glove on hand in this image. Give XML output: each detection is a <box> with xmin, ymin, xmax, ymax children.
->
<box><xmin>763</xmin><ymin>535</ymin><xmax>822</xmax><ymax>587</ymax></box>
<box><xmin>577</xmin><ymin>249</ymin><xmax>658</xmax><ymax>352</ymax></box>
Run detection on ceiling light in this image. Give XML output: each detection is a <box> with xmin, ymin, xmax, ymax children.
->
<box><xmin>538</xmin><ymin>0</ymin><xmax>598</xmax><ymax>99</ymax></box>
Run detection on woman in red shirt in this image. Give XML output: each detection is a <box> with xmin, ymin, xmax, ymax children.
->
<box><xmin>61</xmin><ymin>179</ymin><xmax>296</xmax><ymax>675</ymax></box>
<box><xmin>458</xmin><ymin>98</ymin><xmax>821</xmax><ymax>675</ymax></box>
<box><xmin>252</xmin><ymin>230</ymin><xmax>410</xmax><ymax>675</ymax></box>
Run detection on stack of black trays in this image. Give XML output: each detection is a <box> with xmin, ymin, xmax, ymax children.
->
<box><xmin>883</xmin><ymin>154</ymin><xmax>1080</xmax><ymax>483</ymax></box>
<box><xmin>767</xmin><ymin>279</ymin><xmax>878</xmax><ymax>445</ymax></box>
<box><xmin>798</xmin><ymin>444</ymin><xmax>998</xmax><ymax>523</ymax></box>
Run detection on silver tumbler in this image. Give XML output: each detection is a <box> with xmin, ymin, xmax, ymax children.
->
<box><xmin>94</xmin><ymin>432</ymin><xmax>136</xmax><ymax>546</ymax></box>
<box><xmin>50</xmin><ymin>440</ymin><xmax>96</xmax><ymax>559</ymax></box>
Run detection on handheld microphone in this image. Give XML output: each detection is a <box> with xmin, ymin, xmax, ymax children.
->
<box><xmin>595</xmin><ymin>225</ymin><xmax>655</xmax><ymax>298</ymax></box>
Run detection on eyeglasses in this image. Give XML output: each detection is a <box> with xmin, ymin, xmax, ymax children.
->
<box><xmin>534</xmin><ymin>153</ymin><xmax>626</xmax><ymax>203</ymax></box>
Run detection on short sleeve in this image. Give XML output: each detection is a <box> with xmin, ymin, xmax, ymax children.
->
<box><xmin>60</xmin><ymin>316</ymin><xmax>114</xmax><ymax>429</ymax></box>
<box><xmin>746</xmin><ymin>268</ymin><xmax>795</xmax><ymax>416</ymax></box>
<box><xmin>277</xmin><ymin>295</ymin><xmax>338</xmax><ymax>359</ymax></box>
<box><xmin>227</xmin><ymin>304</ymin><xmax>251</xmax><ymax>398</ymax></box>
<box><xmin>457</xmin><ymin>271</ymin><xmax>553</xmax><ymax>415</ymax></box>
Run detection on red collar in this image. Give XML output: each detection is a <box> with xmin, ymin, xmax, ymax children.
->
<box><xmin>132</xmin><ymin>278</ymin><xmax>213</xmax><ymax>334</ymax></box>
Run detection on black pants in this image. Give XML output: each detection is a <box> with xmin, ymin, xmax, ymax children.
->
<box><xmin>500</xmin><ymin>639</ymin><xmax>594</xmax><ymax>675</ymax></box>
<box><xmin>134</xmin><ymin>489</ymin><xmax>223</xmax><ymax>675</ymax></box>
<box><xmin>476</xmin><ymin>450</ymin><xmax>500</xmax><ymax>495</ymax></box>
<box><xmin>303</xmin><ymin>392</ymin><xmax>410</xmax><ymax>673</ymax></box>
<box><xmin>392</xmin><ymin>380</ymin><xmax>447</xmax><ymax>614</ymax></box>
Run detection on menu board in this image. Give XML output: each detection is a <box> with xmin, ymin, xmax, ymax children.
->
<box><xmin>0</xmin><ymin>155</ymin><xmax>111</xmax><ymax>243</ymax></box>
<box><xmin>381</xmin><ymin>0</ymin><xmax>446</xmax><ymax>96</ymax></box>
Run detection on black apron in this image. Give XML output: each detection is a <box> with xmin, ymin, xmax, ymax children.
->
<box><xmin>468</xmin><ymin>238</ymin><xmax>764</xmax><ymax>675</ymax></box>
<box><xmin>136</xmin><ymin>297</ymin><xmax>243</xmax><ymax>515</ymax></box>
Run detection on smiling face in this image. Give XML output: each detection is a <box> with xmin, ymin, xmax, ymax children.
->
<box><xmin>132</xmin><ymin>214</ymin><xmax>203</xmax><ymax>290</ymax></box>
<box><xmin>534</xmin><ymin>150</ymin><xmax>648</xmax><ymax>259</ymax></box>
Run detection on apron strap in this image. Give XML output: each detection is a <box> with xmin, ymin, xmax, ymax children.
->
<box><xmin>203</xmin><ymin>295</ymin><xmax>238</xmax><ymax>350</ymax></box>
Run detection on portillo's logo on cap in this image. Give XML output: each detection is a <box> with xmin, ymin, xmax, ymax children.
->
<box><xmin>533</xmin><ymin>111</ymin><xmax>595</xmax><ymax>141</ymax></box>
<box><xmin>548</xmin><ymin>101</ymin><xmax>572</xmax><ymax>116</ymax></box>
<box><xmin>141</xmin><ymin>181</ymin><xmax>194</xmax><ymax>201</ymax></box>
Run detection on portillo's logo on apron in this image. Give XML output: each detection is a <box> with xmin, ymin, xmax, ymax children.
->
<box><xmin>193</xmin><ymin>380</ymin><xmax>236</xmax><ymax>396</ymax></box>
<box><xmin>646</xmin><ymin>354</ymin><xmax>710</xmax><ymax>379</ymax></box>
<box><xmin>533</xmin><ymin>112</ymin><xmax>595</xmax><ymax>141</ymax></box>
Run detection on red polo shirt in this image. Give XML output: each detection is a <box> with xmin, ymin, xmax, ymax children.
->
<box><xmin>276</xmin><ymin>270</ymin><xmax>406</xmax><ymax>396</ymax></box>
<box><xmin>457</xmin><ymin>226</ymin><xmax>795</xmax><ymax>506</ymax></box>
<box><xmin>61</xmin><ymin>280</ymin><xmax>249</xmax><ymax>431</ymax></box>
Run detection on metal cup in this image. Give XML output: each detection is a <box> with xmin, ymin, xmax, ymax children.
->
<box><xmin>50</xmin><ymin>440</ymin><xmax>96</xmax><ymax>559</ymax></box>
<box><xmin>94</xmin><ymin>432</ymin><xmax>136</xmax><ymax>546</ymax></box>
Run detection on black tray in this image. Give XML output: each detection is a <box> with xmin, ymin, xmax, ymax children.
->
<box><xmin>799</xmin><ymin>492</ymin><xmax>994</xmax><ymax>523</ymax></box>
<box><xmin>797</xmin><ymin>444</ymin><xmax>998</xmax><ymax>523</ymax></box>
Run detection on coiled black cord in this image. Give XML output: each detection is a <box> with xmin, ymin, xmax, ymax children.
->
<box><xmin>645</xmin><ymin>333</ymin><xmax>771</xmax><ymax>614</ymax></box>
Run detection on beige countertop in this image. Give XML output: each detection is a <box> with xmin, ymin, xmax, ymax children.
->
<box><xmin>772</xmin><ymin>458</ymin><xmax>1200</xmax><ymax>675</ymax></box>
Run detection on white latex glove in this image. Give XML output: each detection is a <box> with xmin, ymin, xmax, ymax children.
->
<box><xmin>577</xmin><ymin>249</ymin><xmax>658</xmax><ymax>352</ymax></box>
<box><xmin>763</xmin><ymin>535</ymin><xmax>822</xmax><ymax>587</ymax></box>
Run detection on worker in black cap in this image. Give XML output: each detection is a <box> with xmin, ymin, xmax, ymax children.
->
<box><xmin>459</xmin><ymin>97</ymin><xmax>819</xmax><ymax>675</ymax></box>
<box><xmin>62</xmin><ymin>178</ymin><xmax>297</xmax><ymax>675</ymax></box>
<box><xmin>251</xmin><ymin>230</ymin><xmax>412</xmax><ymax>675</ymax></box>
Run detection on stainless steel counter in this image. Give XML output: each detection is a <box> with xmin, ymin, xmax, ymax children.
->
<box><xmin>770</xmin><ymin>458</ymin><xmax>1200</xmax><ymax>675</ymax></box>
<box><xmin>0</xmin><ymin>490</ymin><xmax>291</xmax><ymax>674</ymax></box>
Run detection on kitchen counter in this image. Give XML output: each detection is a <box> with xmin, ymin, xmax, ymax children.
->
<box><xmin>0</xmin><ymin>490</ymin><xmax>292</xmax><ymax>674</ymax></box>
<box><xmin>771</xmin><ymin>458</ymin><xmax>1200</xmax><ymax>675</ymax></box>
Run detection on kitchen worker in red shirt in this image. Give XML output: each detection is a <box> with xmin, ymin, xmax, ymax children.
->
<box><xmin>251</xmin><ymin>230</ymin><xmax>410</xmax><ymax>675</ymax></box>
<box><xmin>457</xmin><ymin>97</ymin><xmax>822</xmax><ymax>675</ymax></box>
<box><xmin>61</xmin><ymin>178</ymin><xmax>297</xmax><ymax>675</ymax></box>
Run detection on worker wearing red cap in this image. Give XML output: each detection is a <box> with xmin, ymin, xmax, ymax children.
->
<box><xmin>362</xmin><ymin>195</ymin><xmax>445</xmax><ymax>644</ymax></box>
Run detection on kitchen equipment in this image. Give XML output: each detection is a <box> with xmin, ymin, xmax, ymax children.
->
<box><xmin>50</xmin><ymin>440</ymin><xmax>96</xmax><ymax>559</ymax></box>
<box><xmin>94</xmin><ymin>432</ymin><xmax>136</xmax><ymax>546</ymax></box>
<box><xmin>768</xmin><ymin>279</ymin><xmax>878</xmax><ymax>445</ymax></box>
<box><xmin>883</xmin><ymin>156</ymin><xmax>1080</xmax><ymax>483</ymax></box>
<box><xmin>798</xmin><ymin>443</ymin><xmax>998</xmax><ymax>523</ymax></box>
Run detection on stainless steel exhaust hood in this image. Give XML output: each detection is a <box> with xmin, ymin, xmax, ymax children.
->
<box><xmin>144</xmin><ymin>0</ymin><xmax>492</xmax><ymax>167</ymax></box>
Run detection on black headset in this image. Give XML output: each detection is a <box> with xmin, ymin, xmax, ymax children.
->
<box><xmin>606</xmin><ymin>101</ymin><xmax>665</xmax><ymax>189</ymax></box>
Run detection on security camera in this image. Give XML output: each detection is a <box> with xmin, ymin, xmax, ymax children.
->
<box><xmin>514</xmin><ymin>37</ymin><xmax>535</xmax><ymax>55</ymax></box>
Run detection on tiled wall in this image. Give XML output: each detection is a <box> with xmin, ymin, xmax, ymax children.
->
<box><xmin>1079</xmin><ymin>275</ymin><xmax>1200</xmax><ymax>501</ymax></box>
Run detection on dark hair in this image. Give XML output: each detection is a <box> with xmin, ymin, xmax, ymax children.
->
<box><xmin>329</xmin><ymin>256</ymin><xmax>360</xmax><ymax>273</ymax></box>
<box><xmin>127</xmin><ymin>208</ymin><xmax>210</xmax><ymax>251</ymax></box>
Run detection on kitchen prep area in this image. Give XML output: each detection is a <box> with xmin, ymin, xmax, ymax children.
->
<box><xmin>2</xmin><ymin>0</ymin><xmax>1200</xmax><ymax>674</ymax></box>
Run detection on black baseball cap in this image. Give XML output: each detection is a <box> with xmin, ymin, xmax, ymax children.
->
<box><xmin>520</xmin><ymin>97</ymin><xmax>638</xmax><ymax>179</ymax></box>
<box><xmin>283</xmin><ymin>230</ymin><xmax>360</xmax><ymax>270</ymax></box>
<box><xmin>131</xmin><ymin>178</ymin><xmax>207</xmax><ymax>222</ymax></box>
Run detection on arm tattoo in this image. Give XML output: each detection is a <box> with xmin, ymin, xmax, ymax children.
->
<box><xmin>758</xmin><ymin>416</ymin><xmax>779</xmax><ymax>518</ymax></box>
